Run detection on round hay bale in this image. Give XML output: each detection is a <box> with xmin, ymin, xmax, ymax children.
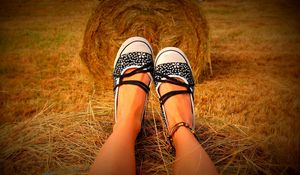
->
<box><xmin>80</xmin><ymin>0</ymin><xmax>211</xmax><ymax>83</ymax></box>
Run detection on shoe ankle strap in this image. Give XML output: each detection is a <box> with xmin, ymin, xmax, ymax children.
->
<box><xmin>159</xmin><ymin>89</ymin><xmax>192</xmax><ymax>105</ymax></box>
<box><xmin>113</xmin><ymin>62</ymin><xmax>153</xmax><ymax>93</ymax></box>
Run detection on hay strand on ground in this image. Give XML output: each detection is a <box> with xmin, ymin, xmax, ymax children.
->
<box><xmin>1</xmin><ymin>0</ymin><xmax>299</xmax><ymax>174</ymax></box>
<box><xmin>0</xmin><ymin>93</ymin><xmax>287</xmax><ymax>175</ymax></box>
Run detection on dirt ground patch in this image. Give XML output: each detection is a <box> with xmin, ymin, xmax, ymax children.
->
<box><xmin>0</xmin><ymin>0</ymin><xmax>299</xmax><ymax>174</ymax></box>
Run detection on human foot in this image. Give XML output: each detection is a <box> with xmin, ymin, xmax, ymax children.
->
<box><xmin>113</xmin><ymin>37</ymin><xmax>154</xmax><ymax>133</ymax></box>
<box><xmin>154</xmin><ymin>47</ymin><xmax>196</xmax><ymax>144</ymax></box>
<box><xmin>116</xmin><ymin>68</ymin><xmax>150</xmax><ymax>130</ymax></box>
<box><xmin>158</xmin><ymin>80</ymin><xmax>193</xmax><ymax>131</ymax></box>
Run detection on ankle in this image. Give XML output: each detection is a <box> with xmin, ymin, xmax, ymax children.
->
<box><xmin>162</xmin><ymin>93</ymin><xmax>193</xmax><ymax>130</ymax></box>
<box><xmin>167</xmin><ymin>110</ymin><xmax>193</xmax><ymax>133</ymax></box>
<box><xmin>113</xmin><ymin>117</ymin><xmax>142</xmax><ymax>136</ymax></box>
<box><xmin>172</xmin><ymin>126</ymin><xmax>197</xmax><ymax>149</ymax></box>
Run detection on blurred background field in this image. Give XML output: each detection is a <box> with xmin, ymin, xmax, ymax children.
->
<box><xmin>0</xmin><ymin>0</ymin><xmax>299</xmax><ymax>174</ymax></box>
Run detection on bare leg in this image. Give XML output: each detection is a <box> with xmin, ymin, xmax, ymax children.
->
<box><xmin>159</xmin><ymin>83</ymin><xmax>218</xmax><ymax>175</ymax></box>
<box><xmin>89</xmin><ymin>69</ymin><xmax>150</xmax><ymax>175</ymax></box>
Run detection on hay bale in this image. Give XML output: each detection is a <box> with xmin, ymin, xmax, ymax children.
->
<box><xmin>80</xmin><ymin>0</ymin><xmax>211</xmax><ymax>83</ymax></box>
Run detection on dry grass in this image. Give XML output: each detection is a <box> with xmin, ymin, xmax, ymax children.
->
<box><xmin>0</xmin><ymin>0</ymin><xmax>98</xmax><ymax>123</ymax></box>
<box><xmin>0</xmin><ymin>0</ymin><xmax>299</xmax><ymax>174</ymax></box>
<box><xmin>80</xmin><ymin>0</ymin><xmax>211</xmax><ymax>83</ymax></box>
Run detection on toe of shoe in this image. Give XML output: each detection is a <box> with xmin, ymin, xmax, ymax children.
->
<box><xmin>155</xmin><ymin>47</ymin><xmax>189</xmax><ymax>66</ymax></box>
<box><xmin>120</xmin><ymin>36</ymin><xmax>152</xmax><ymax>55</ymax></box>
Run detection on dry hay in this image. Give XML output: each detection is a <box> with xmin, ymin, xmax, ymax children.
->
<box><xmin>1</xmin><ymin>0</ymin><xmax>295</xmax><ymax>174</ymax></box>
<box><xmin>0</xmin><ymin>93</ymin><xmax>284</xmax><ymax>175</ymax></box>
<box><xmin>80</xmin><ymin>0</ymin><xmax>211</xmax><ymax>83</ymax></box>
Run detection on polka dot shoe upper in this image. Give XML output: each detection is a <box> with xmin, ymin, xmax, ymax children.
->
<box><xmin>154</xmin><ymin>62</ymin><xmax>194</xmax><ymax>92</ymax></box>
<box><xmin>113</xmin><ymin>51</ymin><xmax>153</xmax><ymax>89</ymax></box>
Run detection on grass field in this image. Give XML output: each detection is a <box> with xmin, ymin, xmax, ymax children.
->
<box><xmin>0</xmin><ymin>0</ymin><xmax>299</xmax><ymax>174</ymax></box>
